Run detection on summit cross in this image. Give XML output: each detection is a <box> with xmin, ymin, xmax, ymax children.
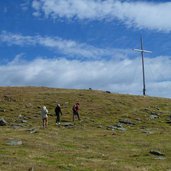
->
<box><xmin>133</xmin><ymin>36</ymin><xmax>152</xmax><ymax>96</ymax></box>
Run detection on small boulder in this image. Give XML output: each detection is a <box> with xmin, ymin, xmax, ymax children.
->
<box><xmin>97</xmin><ymin>125</ymin><xmax>103</xmax><ymax>128</ymax></box>
<box><xmin>119</xmin><ymin>119</ymin><xmax>135</xmax><ymax>125</ymax></box>
<box><xmin>107</xmin><ymin>124</ymin><xmax>126</xmax><ymax>131</ymax></box>
<box><xmin>166</xmin><ymin>115</ymin><xmax>171</xmax><ymax>124</ymax></box>
<box><xmin>61</xmin><ymin>122</ymin><xmax>74</xmax><ymax>128</ymax></box>
<box><xmin>149</xmin><ymin>150</ymin><xmax>165</xmax><ymax>156</ymax></box>
<box><xmin>6</xmin><ymin>138</ymin><xmax>22</xmax><ymax>146</ymax></box>
<box><xmin>0</xmin><ymin>118</ymin><xmax>7</xmax><ymax>126</ymax></box>
<box><xmin>25</xmin><ymin>103</ymin><xmax>32</xmax><ymax>108</ymax></box>
<box><xmin>0</xmin><ymin>109</ymin><xmax>5</xmax><ymax>112</ymax></box>
<box><xmin>150</xmin><ymin>114</ymin><xmax>159</xmax><ymax>120</ymax></box>
<box><xmin>11</xmin><ymin>124</ymin><xmax>24</xmax><ymax>129</ymax></box>
<box><xmin>26</xmin><ymin>128</ymin><xmax>38</xmax><ymax>134</ymax></box>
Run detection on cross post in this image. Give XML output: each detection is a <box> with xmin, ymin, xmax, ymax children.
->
<box><xmin>133</xmin><ymin>36</ymin><xmax>152</xmax><ymax>96</ymax></box>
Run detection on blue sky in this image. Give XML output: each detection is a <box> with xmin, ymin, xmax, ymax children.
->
<box><xmin>0</xmin><ymin>0</ymin><xmax>171</xmax><ymax>98</ymax></box>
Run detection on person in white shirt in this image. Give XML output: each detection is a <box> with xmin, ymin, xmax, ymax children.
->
<box><xmin>41</xmin><ymin>106</ymin><xmax>48</xmax><ymax>128</ymax></box>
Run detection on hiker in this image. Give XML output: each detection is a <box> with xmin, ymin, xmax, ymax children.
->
<box><xmin>41</xmin><ymin>106</ymin><xmax>48</xmax><ymax>128</ymax></box>
<box><xmin>72</xmin><ymin>102</ymin><xmax>80</xmax><ymax>121</ymax></box>
<box><xmin>55</xmin><ymin>104</ymin><xmax>63</xmax><ymax>125</ymax></box>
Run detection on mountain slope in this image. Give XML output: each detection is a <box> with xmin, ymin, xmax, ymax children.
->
<box><xmin>0</xmin><ymin>87</ymin><xmax>171</xmax><ymax>171</ymax></box>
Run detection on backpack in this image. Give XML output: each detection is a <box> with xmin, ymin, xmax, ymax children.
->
<box><xmin>72</xmin><ymin>105</ymin><xmax>76</xmax><ymax>112</ymax></box>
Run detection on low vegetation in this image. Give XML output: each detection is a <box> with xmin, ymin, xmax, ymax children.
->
<box><xmin>0</xmin><ymin>87</ymin><xmax>171</xmax><ymax>171</ymax></box>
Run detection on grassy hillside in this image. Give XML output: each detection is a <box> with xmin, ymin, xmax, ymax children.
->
<box><xmin>0</xmin><ymin>87</ymin><xmax>171</xmax><ymax>171</ymax></box>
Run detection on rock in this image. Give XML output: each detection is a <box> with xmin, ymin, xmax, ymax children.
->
<box><xmin>61</xmin><ymin>122</ymin><xmax>74</xmax><ymax>128</ymax></box>
<box><xmin>6</xmin><ymin>139</ymin><xmax>22</xmax><ymax>146</ymax></box>
<box><xmin>18</xmin><ymin>115</ymin><xmax>31</xmax><ymax>120</ymax></box>
<box><xmin>27</xmin><ymin>128</ymin><xmax>38</xmax><ymax>134</ymax></box>
<box><xmin>97</xmin><ymin>125</ymin><xmax>103</xmax><ymax>128</ymax></box>
<box><xmin>149</xmin><ymin>150</ymin><xmax>165</xmax><ymax>156</ymax></box>
<box><xmin>150</xmin><ymin>111</ymin><xmax>159</xmax><ymax>115</ymax></box>
<box><xmin>113</xmin><ymin>123</ymin><xmax>123</xmax><ymax>128</ymax></box>
<box><xmin>166</xmin><ymin>115</ymin><xmax>171</xmax><ymax>124</ymax></box>
<box><xmin>25</xmin><ymin>103</ymin><xmax>32</xmax><ymax>108</ymax></box>
<box><xmin>107</xmin><ymin>124</ymin><xmax>126</xmax><ymax>131</ymax></box>
<box><xmin>0</xmin><ymin>118</ymin><xmax>7</xmax><ymax>126</ymax></box>
<box><xmin>21</xmin><ymin>119</ymin><xmax>28</xmax><ymax>123</ymax></box>
<box><xmin>135</xmin><ymin>118</ymin><xmax>141</xmax><ymax>122</ymax></box>
<box><xmin>15</xmin><ymin>119</ymin><xmax>28</xmax><ymax>123</ymax></box>
<box><xmin>30</xmin><ymin>129</ymin><xmax>38</xmax><ymax>134</ymax></box>
<box><xmin>166</xmin><ymin>120</ymin><xmax>171</xmax><ymax>124</ymax></box>
<box><xmin>105</xmin><ymin>91</ymin><xmax>111</xmax><ymax>94</ymax></box>
<box><xmin>142</xmin><ymin>130</ymin><xmax>154</xmax><ymax>135</ymax></box>
<box><xmin>119</xmin><ymin>119</ymin><xmax>135</xmax><ymax>125</ymax></box>
<box><xmin>0</xmin><ymin>109</ymin><xmax>5</xmax><ymax>112</ymax></box>
<box><xmin>106</xmin><ymin>125</ymin><xmax>115</xmax><ymax>130</ymax></box>
<box><xmin>150</xmin><ymin>115</ymin><xmax>159</xmax><ymax>119</ymax></box>
<box><xmin>11</xmin><ymin>124</ymin><xmax>24</xmax><ymax>129</ymax></box>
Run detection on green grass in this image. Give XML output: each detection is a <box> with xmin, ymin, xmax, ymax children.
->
<box><xmin>0</xmin><ymin>87</ymin><xmax>171</xmax><ymax>171</ymax></box>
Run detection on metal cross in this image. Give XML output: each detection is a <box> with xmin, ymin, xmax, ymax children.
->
<box><xmin>133</xmin><ymin>36</ymin><xmax>152</xmax><ymax>96</ymax></box>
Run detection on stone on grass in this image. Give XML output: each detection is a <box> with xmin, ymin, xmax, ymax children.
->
<box><xmin>149</xmin><ymin>150</ymin><xmax>165</xmax><ymax>156</ymax></box>
<box><xmin>25</xmin><ymin>103</ymin><xmax>32</xmax><ymax>108</ymax></box>
<box><xmin>150</xmin><ymin>114</ymin><xmax>159</xmax><ymax>120</ymax></box>
<box><xmin>150</xmin><ymin>111</ymin><xmax>158</xmax><ymax>115</ymax></box>
<box><xmin>0</xmin><ymin>118</ymin><xmax>7</xmax><ymax>126</ymax></box>
<box><xmin>6</xmin><ymin>138</ymin><xmax>22</xmax><ymax>146</ymax></box>
<box><xmin>119</xmin><ymin>119</ymin><xmax>135</xmax><ymax>125</ymax></box>
<box><xmin>0</xmin><ymin>109</ymin><xmax>5</xmax><ymax>112</ymax></box>
<box><xmin>11</xmin><ymin>124</ymin><xmax>24</xmax><ymax>129</ymax></box>
<box><xmin>27</xmin><ymin>128</ymin><xmax>38</xmax><ymax>134</ymax></box>
<box><xmin>61</xmin><ymin>122</ymin><xmax>74</xmax><ymax>128</ymax></box>
<box><xmin>142</xmin><ymin>130</ymin><xmax>154</xmax><ymax>135</ymax></box>
<box><xmin>107</xmin><ymin>124</ymin><xmax>126</xmax><ymax>131</ymax></box>
<box><xmin>21</xmin><ymin>119</ymin><xmax>28</xmax><ymax>123</ymax></box>
<box><xmin>166</xmin><ymin>115</ymin><xmax>171</xmax><ymax>124</ymax></box>
<box><xmin>97</xmin><ymin>125</ymin><xmax>103</xmax><ymax>128</ymax></box>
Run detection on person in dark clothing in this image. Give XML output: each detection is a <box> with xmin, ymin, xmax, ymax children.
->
<box><xmin>72</xmin><ymin>103</ymin><xmax>80</xmax><ymax>121</ymax></box>
<box><xmin>55</xmin><ymin>104</ymin><xmax>62</xmax><ymax>125</ymax></box>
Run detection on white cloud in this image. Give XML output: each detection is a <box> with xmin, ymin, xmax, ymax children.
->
<box><xmin>1</xmin><ymin>32</ymin><xmax>170</xmax><ymax>98</ymax></box>
<box><xmin>31</xmin><ymin>0</ymin><xmax>171</xmax><ymax>32</ymax></box>
<box><xmin>0</xmin><ymin>32</ymin><xmax>36</xmax><ymax>46</ymax></box>
<box><xmin>20</xmin><ymin>0</ymin><xmax>31</xmax><ymax>11</ymax></box>
<box><xmin>32</xmin><ymin>0</ymin><xmax>41</xmax><ymax>16</ymax></box>
<box><xmin>0</xmin><ymin>31</ymin><xmax>133</xmax><ymax>59</ymax></box>
<box><xmin>0</xmin><ymin>56</ymin><xmax>171</xmax><ymax>98</ymax></box>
